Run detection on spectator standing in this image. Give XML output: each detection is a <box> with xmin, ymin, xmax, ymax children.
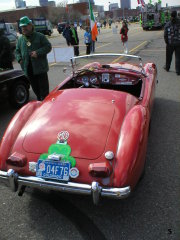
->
<box><xmin>109</xmin><ymin>19</ymin><xmax>112</xmax><ymax>28</ymax></box>
<box><xmin>120</xmin><ymin>21</ymin><xmax>129</xmax><ymax>54</ymax></box>
<box><xmin>79</xmin><ymin>21</ymin><xmax>82</xmax><ymax>30</ymax></box>
<box><xmin>0</xmin><ymin>29</ymin><xmax>14</xmax><ymax>69</ymax></box>
<box><xmin>63</xmin><ymin>23</ymin><xmax>71</xmax><ymax>46</ymax></box>
<box><xmin>70</xmin><ymin>24</ymin><xmax>79</xmax><ymax>56</ymax></box>
<box><xmin>15</xmin><ymin>16</ymin><xmax>52</xmax><ymax>101</ymax></box>
<box><xmin>97</xmin><ymin>22</ymin><xmax>101</xmax><ymax>34</ymax></box>
<box><xmin>84</xmin><ymin>27</ymin><xmax>91</xmax><ymax>55</ymax></box>
<box><xmin>164</xmin><ymin>11</ymin><xmax>180</xmax><ymax>75</ymax></box>
<box><xmin>74</xmin><ymin>21</ymin><xmax>77</xmax><ymax>31</ymax></box>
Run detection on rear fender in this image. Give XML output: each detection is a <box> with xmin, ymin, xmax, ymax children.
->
<box><xmin>114</xmin><ymin>105</ymin><xmax>149</xmax><ymax>188</ymax></box>
<box><xmin>0</xmin><ymin>101</ymin><xmax>40</xmax><ymax>170</ymax></box>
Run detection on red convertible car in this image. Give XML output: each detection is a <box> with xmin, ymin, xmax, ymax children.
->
<box><xmin>0</xmin><ymin>54</ymin><xmax>157</xmax><ymax>204</ymax></box>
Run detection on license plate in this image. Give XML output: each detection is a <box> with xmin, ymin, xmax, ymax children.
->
<box><xmin>36</xmin><ymin>160</ymin><xmax>70</xmax><ymax>181</ymax></box>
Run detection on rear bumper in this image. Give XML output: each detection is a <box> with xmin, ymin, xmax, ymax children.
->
<box><xmin>0</xmin><ymin>169</ymin><xmax>131</xmax><ymax>205</ymax></box>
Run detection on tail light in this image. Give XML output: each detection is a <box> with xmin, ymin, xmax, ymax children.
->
<box><xmin>6</xmin><ymin>152</ymin><xmax>27</xmax><ymax>167</ymax></box>
<box><xmin>88</xmin><ymin>162</ymin><xmax>112</xmax><ymax>178</ymax></box>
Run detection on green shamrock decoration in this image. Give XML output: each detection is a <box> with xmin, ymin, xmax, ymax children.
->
<box><xmin>39</xmin><ymin>140</ymin><xmax>76</xmax><ymax>167</ymax></box>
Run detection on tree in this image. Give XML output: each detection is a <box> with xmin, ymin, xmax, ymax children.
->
<box><xmin>48</xmin><ymin>7</ymin><xmax>67</xmax><ymax>25</ymax></box>
<box><xmin>57</xmin><ymin>0</ymin><xmax>68</xmax><ymax>8</ymax></box>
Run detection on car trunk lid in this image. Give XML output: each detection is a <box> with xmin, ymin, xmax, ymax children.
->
<box><xmin>23</xmin><ymin>100</ymin><xmax>115</xmax><ymax>160</ymax></box>
<box><xmin>22</xmin><ymin>89</ymin><xmax>138</xmax><ymax>160</ymax></box>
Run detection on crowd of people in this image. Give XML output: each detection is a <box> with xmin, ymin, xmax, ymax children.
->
<box><xmin>0</xmin><ymin>12</ymin><xmax>179</xmax><ymax>103</ymax></box>
<box><xmin>62</xmin><ymin>22</ymin><xmax>98</xmax><ymax>56</ymax></box>
<box><xmin>62</xmin><ymin>23</ymin><xmax>79</xmax><ymax>56</ymax></box>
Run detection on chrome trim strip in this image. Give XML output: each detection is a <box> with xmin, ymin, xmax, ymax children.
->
<box><xmin>0</xmin><ymin>170</ymin><xmax>131</xmax><ymax>204</ymax></box>
<box><xmin>72</xmin><ymin>53</ymin><xmax>142</xmax><ymax>61</ymax></box>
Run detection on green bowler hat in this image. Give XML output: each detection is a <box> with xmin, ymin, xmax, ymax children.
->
<box><xmin>19</xmin><ymin>16</ymin><xmax>32</xmax><ymax>27</ymax></box>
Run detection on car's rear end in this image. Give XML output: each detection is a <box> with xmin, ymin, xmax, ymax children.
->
<box><xmin>0</xmin><ymin>54</ymin><xmax>156</xmax><ymax>204</ymax></box>
<box><xmin>0</xmin><ymin>88</ymin><xmax>140</xmax><ymax>203</ymax></box>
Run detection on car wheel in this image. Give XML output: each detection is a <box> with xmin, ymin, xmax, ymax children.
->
<box><xmin>48</xmin><ymin>31</ymin><xmax>51</xmax><ymax>36</ymax></box>
<box><xmin>8</xmin><ymin>81</ymin><xmax>29</xmax><ymax>108</ymax></box>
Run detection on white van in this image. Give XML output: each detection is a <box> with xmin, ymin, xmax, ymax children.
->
<box><xmin>0</xmin><ymin>21</ymin><xmax>17</xmax><ymax>49</ymax></box>
<box><xmin>4</xmin><ymin>23</ymin><xmax>17</xmax><ymax>37</ymax></box>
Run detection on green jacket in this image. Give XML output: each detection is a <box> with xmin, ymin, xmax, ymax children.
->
<box><xmin>15</xmin><ymin>32</ymin><xmax>52</xmax><ymax>76</ymax></box>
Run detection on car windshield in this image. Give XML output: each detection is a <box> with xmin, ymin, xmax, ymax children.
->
<box><xmin>71</xmin><ymin>54</ymin><xmax>143</xmax><ymax>74</ymax></box>
<box><xmin>60</xmin><ymin>54</ymin><xmax>144</xmax><ymax>99</ymax></box>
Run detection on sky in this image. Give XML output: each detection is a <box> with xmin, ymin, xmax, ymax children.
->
<box><xmin>0</xmin><ymin>0</ymin><xmax>179</xmax><ymax>11</ymax></box>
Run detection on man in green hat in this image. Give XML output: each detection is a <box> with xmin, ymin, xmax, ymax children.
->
<box><xmin>15</xmin><ymin>16</ymin><xmax>52</xmax><ymax>101</ymax></box>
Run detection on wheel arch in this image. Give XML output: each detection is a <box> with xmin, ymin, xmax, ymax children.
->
<box><xmin>0</xmin><ymin>101</ymin><xmax>41</xmax><ymax>170</ymax></box>
<box><xmin>113</xmin><ymin>105</ymin><xmax>150</xmax><ymax>189</ymax></box>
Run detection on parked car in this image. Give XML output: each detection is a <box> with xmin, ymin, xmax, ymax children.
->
<box><xmin>0</xmin><ymin>54</ymin><xmax>157</xmax><ymax>204</ymax></box>
<box><xmin>0</xmin><ymin>69</ymin><xmax>29</xmax><ymax>108</ymax></box>
<box><xmin>57</xmin><ymin>22</ymin><xmax>66</xmax><ymax>34</ymax></box>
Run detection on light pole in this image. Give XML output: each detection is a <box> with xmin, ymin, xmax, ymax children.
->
<box><xmin>120</xmin><ymin>0</ymin><xmax>124</xmax><ymax>20</ymax></box>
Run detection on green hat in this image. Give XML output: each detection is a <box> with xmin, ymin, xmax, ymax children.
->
<box><xmin>19</xmin><ymin>16</ymin><xmax>32</xmax><ymax>27</ymax></box>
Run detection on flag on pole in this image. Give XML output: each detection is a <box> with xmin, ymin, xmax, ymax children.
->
<box><xmin>89</xmin><ymin>0</ymin><xmax>98</xmax><ymax>41</ymax></box>
<box><xmin>141</xmin><ymin>0</ymin><xmax>145</xmax><ymax>7</ymax></box>
<box><xmin>137</xmin><ymin>0</ymin><xmax>145</xmax><ymax>7</ymax></box>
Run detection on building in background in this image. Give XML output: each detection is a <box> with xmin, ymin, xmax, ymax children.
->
<box><xmin>109</xmin><ymin>3</ymin><xmax>119</xmax><ymax>11</ymax></box>
<box><xmin>79</xmin><ymin>0</ymin><xmax>95</xmax><ymax>4</ymax></box>
<box><xmin>39</xmin><ymin>0</ymin><xmax>49</xmax><ymax>7</ymax></box>
<box><xmin>121</xmin><ymin>0</ymin><xmax>131</xmax><ymax>9</ymax></box>
<box><xmin>48</xmin><ymin>1</ymin><xmax>56</xmax><ymax>7</ymax></box>
<box><xmin>15</xmin><ymin>0</ymin><xmax>26</xmax><ymax>8</ymax></box>
<box><xmin>93</xmin><ymin>5</ymin><xmax>105</xmax><ymax>18</ymax></box>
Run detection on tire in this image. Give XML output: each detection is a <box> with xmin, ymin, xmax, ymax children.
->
<box><xmin>48</xmin><ymin>31</ymin><xmax>51</xmax><ymax>36</ymax></box>
<box><xmin>8</xmin><ymin>80</ymin><xmax>29</xmax><ymax>108</ymax></box>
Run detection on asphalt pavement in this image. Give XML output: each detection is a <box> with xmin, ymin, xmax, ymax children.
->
<box><xmin>0</xmin><ymin>23</ymin><xmax>179</xmax><ymax>240</ymax></box>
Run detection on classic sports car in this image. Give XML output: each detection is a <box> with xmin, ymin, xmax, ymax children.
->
<box><xmin>0</xmin><ymin>54</ymin><xmax>157</xmax><ymax>204</ymax></box>
<box><xmin>0</xmin><ymin>69</ymin><xmax>29</xmax><ymax>108</ymax></box>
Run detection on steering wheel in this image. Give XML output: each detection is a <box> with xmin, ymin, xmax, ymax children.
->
<box><xmin>74</xmin><ymin>69</ymin><xmax>101</xmax><ymax>88</ymax></box>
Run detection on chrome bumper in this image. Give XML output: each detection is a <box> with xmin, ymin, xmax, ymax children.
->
<box><xmin>0</xmin><ymin>169</ymin><xmax>131</xmax><ymax>205</ymax></box>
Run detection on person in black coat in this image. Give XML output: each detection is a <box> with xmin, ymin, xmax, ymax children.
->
<box><xmin>0</xmin><ymin>29</ymin><xmax>13</xmax><ymax>69</ymax></box>
<box><xmin>69</xmin><ymin>24</ymin><xmax>79</xmax><ymax>56</ymax></box>
<box><xmin>63</xmin><ymin>23</ymin><xmax>71</xmax><ymax>46</ymax></box>
<box><xmin>164</xmin><ymin>11</ymin><xmax>180</xmax><ymax>75</ymax></box>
